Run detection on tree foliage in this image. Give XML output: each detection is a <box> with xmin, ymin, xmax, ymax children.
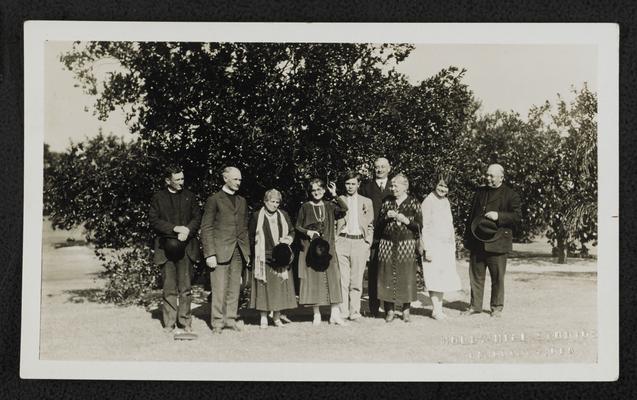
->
<box><xmin>47</xmin><ymin>41</ymin><xmax>596</xmax><ymax>303</ymax></box>
<box><xmin>460</xmin><ymin>86</ymin><xmax>597</xmax><ymax>262</ymax></box>
<box><xmin>534</xmin><ymin>85</ymin><xmax>598</xmax><ymax>262</ymax></box>
<box><xmin>60</xmin><ymin>42</ymin><xmax>421</xmax><ymax>212</ymax></box>
<box><xmin>51</xmin><ymin>41</ymin><xmax>478</xmax><ymax>304</ymax></box>
<box><xmin>43</xmin><ymin>143</ymin><xmax>61</xmax><ymax>216</ymax></box>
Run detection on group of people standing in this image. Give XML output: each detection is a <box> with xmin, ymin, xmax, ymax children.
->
<box><xmin>149</xmin><ymin>158</ymin><xmax>521</xmax><ymax>340</ymax></box>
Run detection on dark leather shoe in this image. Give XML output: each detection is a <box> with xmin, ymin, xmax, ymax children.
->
<box><xmin>402</xmin><ymin>309</ymin><xmax>411</xmax><ymax>323</ymax></box>
<box><xmin>385</xmin><ymin>310</ymin><xmax>395</xmax><ymax>323</ymax></box>
<box><xmin>460</xmin><ymin>308</ymin><xmax>481</xmax><ymax>316</ymax></box>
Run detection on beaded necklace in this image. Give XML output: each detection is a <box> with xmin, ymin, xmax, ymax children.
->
<box><xmin>311</xmin><ymin>202</ymin><xmax>325</xmax><ymax>223</ymax></box>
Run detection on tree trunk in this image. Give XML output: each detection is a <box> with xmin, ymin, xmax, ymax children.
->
<box><xmin>556</xmin><ymin>236</ymin><xmax>567</xmax><ymax>264</ymax></box>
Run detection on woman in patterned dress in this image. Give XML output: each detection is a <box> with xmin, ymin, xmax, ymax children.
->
<box><xmin>296</xmin><ymin>178</ymin><xmax>349</xmax><ymax>326</ymax></box>
<box><xmin>249</xmin><ymin>189</ymin><xmax>297</xmax><ymax>328</ymax></box>
<box><xmin>376</xmin><ymin>173</ymin><xmax>423</xmax><ymax>323</ymax></box>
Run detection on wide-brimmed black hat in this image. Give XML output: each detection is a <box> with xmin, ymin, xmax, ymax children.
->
<box><xmin>271</xmin><ymin>243</ymin><xmax>294</xmax><ymax>270</ymax></box>
<box><xmin>306</xmin><ymin>237</ymin><xmax>331</xmax><ymax>271</ymax></box>
<box><xmin>162</xmin><ymin>237</ymin><xmax>186</xmax><ymax>261</ymax></box>
<box><xmin>470</xmin><ymin>216</ymin><xmax>503</xmax><ymax>243</ymax></box>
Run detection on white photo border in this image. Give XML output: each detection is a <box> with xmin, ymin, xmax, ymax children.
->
<box><xmin>22</xmin><ymin>21</ymin><xmax>619</xmax><ymax>381</ymax></box>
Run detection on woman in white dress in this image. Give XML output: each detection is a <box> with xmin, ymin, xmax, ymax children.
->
<box><xmin>420</xmin><ymin>172</ymin><xmax>462</xmax><ymax>320</ymax></box>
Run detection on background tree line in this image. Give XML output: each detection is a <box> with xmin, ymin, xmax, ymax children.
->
<box><xmin>44</xmin><ymin>41</ymin><xmax>597</xmax><ymax>305</ymax></box>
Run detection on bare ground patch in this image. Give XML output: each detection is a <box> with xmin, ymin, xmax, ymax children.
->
<box><xmin>39</xmin><ymin>228</ymin><xmax>597</xmax><ymax>363</ymax></box>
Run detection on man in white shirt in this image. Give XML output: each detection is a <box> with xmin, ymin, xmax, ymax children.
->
<box><xmin>336</xmin><ymin>172</ymin><xmax>374</xmax><ymax>320</ymax></box>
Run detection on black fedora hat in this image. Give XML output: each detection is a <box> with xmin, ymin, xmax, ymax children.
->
<box><xmin>162</xmin><ymin>237</ymin><xmax>186</xmax><ymax>261</ymax></box>
<box><xmin>470</xmin><ymin>216</ymin><xmax>503</xmax><ymax>243</ymax></box>
<box><xmin>306</xmin><ymin>237</ymin><xmax>331</xmax><ymax>272</ymax></box>
<box><xmin>271</xmin><ymin>243</ymin><xmax>294</xmax><ymax>270</ymax></box>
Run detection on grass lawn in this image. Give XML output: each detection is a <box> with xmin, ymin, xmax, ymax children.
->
<box><xmin>39</xmin><ymin>221</ymin><xmax>597</xmax><ymax>363</ymax></box>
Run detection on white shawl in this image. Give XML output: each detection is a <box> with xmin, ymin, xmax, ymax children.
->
<box><xmin>254</xmin><ymin>208</ymin><xmax>289</xmax><ymax>282</ymax></box>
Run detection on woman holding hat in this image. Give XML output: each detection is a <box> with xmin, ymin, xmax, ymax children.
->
<box><xmin>420</xmin><ymin>171</ymin><xmax>462</xmax><ymax>320</ymax></box>
<box><xmin>249</xmin><ymin>189</ymin><xmax>297</xmax><ymax>328</ymax></box>
<box><xmin>376</xmin><ymin>173</ymin><xmax>422</xmax><ymax>323</ymax></box>
<box><xmin>296</xmin><ymin>178</ymin><xmax>348</xmax><ymax>326</ymax></box>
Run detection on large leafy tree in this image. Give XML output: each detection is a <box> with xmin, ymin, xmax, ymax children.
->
<box><xmin>459</xmin><ymin>109</ymin><xmax>560</xmax><ymax>243</ymax></box>
<box><xmin>460</xmin><ymin>86</ymin><xmax>597</xmax><ymax>263</ymax></box>
<box><xmin>536</xmin><ymin>86</ymin><xmax>598</xmax><ymax>263</ymax></box>
<box><xmin>50</xmin><ymin>41</ymin><xmax>477</xmax><ymax>303</ymax></box>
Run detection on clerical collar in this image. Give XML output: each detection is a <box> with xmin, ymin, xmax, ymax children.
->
<box><xmin>167</xmin><ymin>187</ymin><xmax>179</xmax><ymax>194</ymax></box>
<box><xmin>222</xmin><ymin>185</ymin><xmax>236</xmax><ymax>195</ymax></box>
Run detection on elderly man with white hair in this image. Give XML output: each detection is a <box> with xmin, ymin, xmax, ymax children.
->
<box><xmin>462</xmin><ymin>163</ymin><xmax>521</xmax><ymax>318</ymax></box>
<box><xmin>359</xmin><ymin>157</ymin><xmax>393</xmax><ymax>317</ymax></box>
<box><xmin>201</xmin><ymin>166</ymin><xmax>251</xmax><ymax>334</ymax></box>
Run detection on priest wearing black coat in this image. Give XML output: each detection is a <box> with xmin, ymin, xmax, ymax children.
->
<box><xmin>463</xmin><ymin>164</ymin><xmax>521</xmax><ymax>318</ymax></box>
<box><xmin>149</xmin><ymin>165</ymin><xmax>202</xmax><ymax>336</ymax></box>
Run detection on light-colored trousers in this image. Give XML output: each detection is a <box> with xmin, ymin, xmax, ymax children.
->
<box><xmin>336</xmin><ymin>236</ymin><xmax>370</xmax><ymax>317</ymax></box>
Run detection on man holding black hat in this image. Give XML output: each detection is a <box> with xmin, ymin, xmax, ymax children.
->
<box><xmin>463</xmin><ymin>164</ymin><xmax>521</xmax><ymax>318</ymax></box>
<box><xmin>149</xmin><ymin>165</ymin><xmax>202</xmax><ymax>338</ymax></box>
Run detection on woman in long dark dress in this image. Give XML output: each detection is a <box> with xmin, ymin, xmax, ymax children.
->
<box><xmin>296</xmin><ymin>178</ymin><xmax>348</xmax><ymax>326</ymax></box>
<box><xmin>376</xmin><ymin>173</ymin><xmax>423</xmax><ymax>323</ymax></box>
<box><xmin>249</xmin><ymin>189</ymin><xmax>297</xmax><ymax>328</ymax></box>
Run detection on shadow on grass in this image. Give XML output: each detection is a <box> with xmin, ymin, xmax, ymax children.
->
<box><xmin>512</xmin><ymin>271</ymin><xmax>597</xmax><ymax>282</ymax></box>
<box><xmin>507</xmin><ymin>254</ymin><xmax>596</xmax><ymax>264</ymax></box>
<box><xmin>64</xmin><ymin>289</ymin><xmax>105</xmax><ymax>304</ymax></box>
<box><xmin>444</xmin><ymin>300</ymin><xmax>470</xmax><ymax>312</ymax></box>
<box><xmin>53</xmin><ymin>239</ymin><xmax>89</xmax><ymax>249</ymax></box>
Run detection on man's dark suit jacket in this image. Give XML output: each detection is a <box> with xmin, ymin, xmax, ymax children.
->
<box><xmin>463</xmin><ymin>183</ymin><xmax>522</xmax><ymax>254</ymax></box>
<box><xmin>200</xmin><ymin>190</ymin><xmax>251</xmax><ymax>264</ymax></box>
<box><xmin>359</xmin><ymin>178</ymin><xmax>392</xmax><ymax>243</ymax></box>
<box><xmin>149</xmin><ymin>188</ymin><xmax>202</xmax><ymax>265</ymax></box>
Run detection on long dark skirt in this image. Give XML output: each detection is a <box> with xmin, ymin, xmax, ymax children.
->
<box><xmin>298</xmin><ymin>239</ymin><xmax>342</xmax><ymax>306</ymax></box>
<box><xmin>250</xmin><ymin>264</ymin><xmax>298</xmax><ymax>312</ymax></box>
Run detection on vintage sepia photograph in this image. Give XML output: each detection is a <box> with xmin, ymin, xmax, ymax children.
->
<box><xmin>22</xmin><ymin>22</ymin><xmax>618</xmax><ymax>381</ymax></box>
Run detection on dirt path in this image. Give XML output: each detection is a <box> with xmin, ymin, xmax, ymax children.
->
<box><xmin>39</xmin><ymin>224</ymin><xmax>597</xmax><ymax>363</ymax></box>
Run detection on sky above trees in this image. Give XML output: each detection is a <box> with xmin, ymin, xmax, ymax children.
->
<box><xmin>44</xmin><ymin>41</ymin><xmax>596</xmax><ymax>152</ymax></box>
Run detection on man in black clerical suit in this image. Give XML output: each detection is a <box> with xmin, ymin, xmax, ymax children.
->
<box><xmin>149</xmin><ymin>165</ymin><xmax>202</xmax><ymax>337</ymax></box>
<box><xmin>200</xmin><ymin>166</ymin><xmax>251</xmax><ymax>334</ymax></box>
<box><xmin>463</xmin><ymin>163</ymin><xmax>521</xmax><ymax>318</ymax></box>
